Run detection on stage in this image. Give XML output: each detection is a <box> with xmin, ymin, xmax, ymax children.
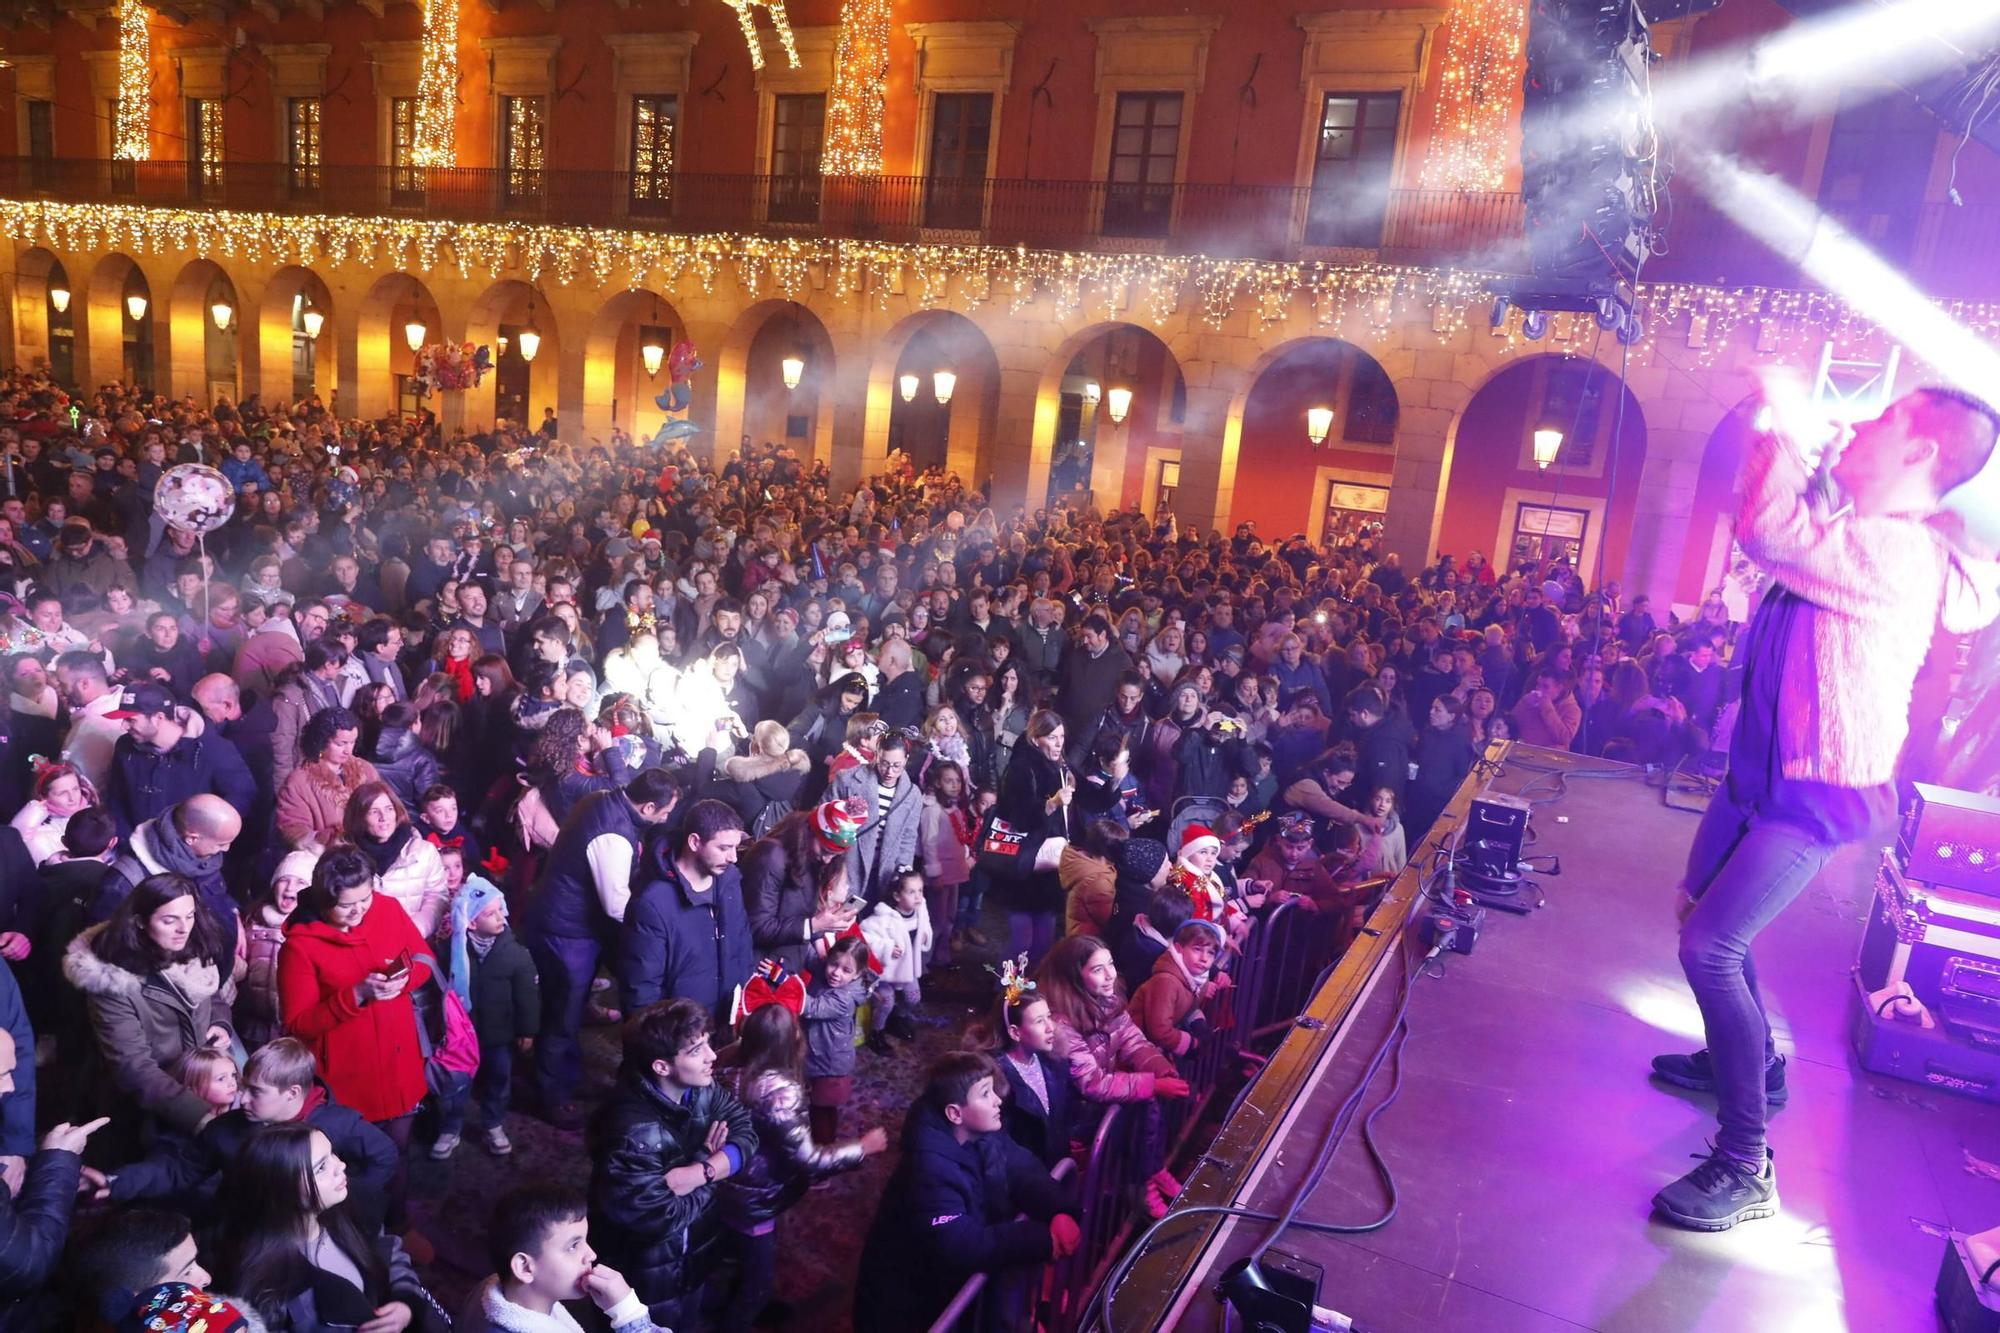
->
<box><xmin>1109</xmin><ymin>744</ymin><xmax>2000</xmax><ymax>1333</ymax></box>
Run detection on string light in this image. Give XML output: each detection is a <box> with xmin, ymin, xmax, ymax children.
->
<box><xmin>823</xmin><ymin>0</ymin><xmax>891</xmax><ymax>176</ymax></box>
<box><xmin>724</xmin><ymin>0</ymin><xmax>799</xmax><ymax>73</ymax></box>
<box><xmin>1421</xmin><ymin>0</ymin><xmax>1526</xmax><ymax>191</ymax></box>
<box><xmin>2</xmin><ymin>197</ymin><xmax>1989</xmax><ymax>376</ymax></box>
<box><xmin>411</xmin><ymin>0</ymin><xmax>458</xmax><ymax>169</ymax></box>
<box><xmin>112</xmin><ymin>0</ymin><xmax>150</xmax><ymax>162</ymax></box>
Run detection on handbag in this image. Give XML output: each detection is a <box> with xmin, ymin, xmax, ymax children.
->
<box><xmin>976</xmin><ymin>811</ymin><xmax>1038</xmax><ymax>879</ymax></box>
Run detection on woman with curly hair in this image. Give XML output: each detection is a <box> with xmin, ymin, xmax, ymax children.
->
<box><xmin>275</xmin><ymin>707</ymin><xmax>380</xmax><ymax>850</ymax></box>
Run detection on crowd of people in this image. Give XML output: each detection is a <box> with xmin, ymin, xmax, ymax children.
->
<box><xmin>0</xmin><ymin>364</ymin><xmax>1757</xmax><ymax>1332</ymax></box>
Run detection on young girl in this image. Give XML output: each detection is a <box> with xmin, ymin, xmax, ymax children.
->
<box><xmin>238</xmin><ymin>851</ymin><xmax>316</xmax><ymax>1050</ymax></box>
<box><xmin>802</xmin><ymin>934</ymin><xmax>872</xmax><ymax>1145</ymax></box>
<box><xmin>912</xmin><ymin>705</ymin><xmax>972</xmax><ymax>793</ymax></box>
<box><xmin>721</xmin><ymin>1001</ymin><xmax>888</xmax><ymax>1333</ymax></box>
<box><xmin>980</xmin><ymin>961</ymin><xmax>1081</xmax><ymax>1171</ymax></box>
<box><xmin>1357</xmin><ymin>787</ymin><xmax>1408</xmax><ymax>878</ymax></box>
<box><xmin>957</xmin><ymin>785</ymin><xmax>1000</xmax><ymax>949</ymax></box>
<box><xmin>175</xmin><ymin>1046</ymin><xmax>241</xmax><ymax>1119</ymax></box>
<box><xmin>861</xmin><ymin>870</ymin><xmax>932</xmax><ymax>1053</ymax></box>
<box><xmin>919</xmin><ymin>760</ymin><xmax>976</xmax><ymax>964</ymax></box>
<box><xmin>824</xmin><ymin>713</ymin><xmax>886</xmax><ymax>788</ymax></box>
<box><xmin>10</xmin><ymin>760</ymin><xmax>96</xmax><ymax>866</ymax></box>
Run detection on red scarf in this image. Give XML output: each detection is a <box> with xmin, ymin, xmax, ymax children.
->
<box><xmin>442</xmin><ymin>655</ymin><xmax>474</xmax><ymax>703</ymax></box>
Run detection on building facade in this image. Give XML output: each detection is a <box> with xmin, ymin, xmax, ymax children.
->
<box><xmin>0</xmin><ymin>0</ymin><xmax>1992</xmax><ymax>613</ymax></box>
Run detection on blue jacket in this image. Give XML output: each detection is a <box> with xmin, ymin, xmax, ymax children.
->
<box><xmin>105</xmin><ymin>729</ymin><xmax>257</xmax><ymax>837</ymax></box>
<box><xmin>854</xmin><ymin>1103</ymin><xmax>1074</xmax><ymax>1333</ymax></box>
<box><xmin>0</xmin><ymin>964</ymin><xmax>34</xmax><ymax>1160</ymax></box>
<box><xmin>219</xmin><ymin>455</ymin><xmax>271</xmax><ymax>491</ymax></box>
<box><xmin>616</xmin><ymin>831</ymin><xmax>753</xmax><ymax>1025</ymax></box>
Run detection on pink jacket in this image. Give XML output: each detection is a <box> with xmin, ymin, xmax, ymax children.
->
<box><xmin>918</xmin><ymin>794</ymin><xmax>974</xmax><ymax>887</ymax></box>
<box><xmin>1050</xmin><ymin>1007</ymin><xmax>1174</xmax><ymax>1103</ymax></box>
<box><xmin>1737</xmin><ymin>431</ymin><xmax>2000</xmax><ymax>787</ymax></box>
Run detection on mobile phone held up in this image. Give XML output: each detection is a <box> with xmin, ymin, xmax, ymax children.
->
<box><xmin>373</xmin><ymin>950</ymin><xmax>412</xmax><ymax>980</ymax></box>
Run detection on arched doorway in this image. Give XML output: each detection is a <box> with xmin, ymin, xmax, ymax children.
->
<box><xmin>168</xmin><ymin>259</ymin><xmax>241</xmax><ymax>403</ymax></box>
<box><xmin>868</xmin><ymin>310</ymin><xmax>1002</xmax><ymax>482</ymax></box>
<box><xmin>86</xmin><ymin>253</ymin><xmax>154</xmax><ymax>391</ymax></box>
<box><xmin>467</xmin><ymin>279</ymin><xmax>561</xmax><ymax>432</ymax></box>
<box><xmin>716</xmin><ymin>300</ymin><xmax>836</xmax><ymax>470</ymax></box>
<box><xmin>1229</xmin><ymin>337</ymin><xmax>1400</xmax><ymax>546</ymax></box>
<box><xmin>582</xmin><ymin>288</ymin><xmax>694</xmax><ymax>444</ymax></box>
<box><xmin>1033</xmin><ymin>322</ymin><xmax>1185</xmax><ymax>513</ymax></box>
<box><xmin>354</xmin><ymin>272</ymin><xmax>444</xmax><ymax>421</ymax></box>
<box><xmin>13</xmin><ymin>248</ymin><xmax>72</xmax><ymax>384</ymax></box>
<box><xmin>258</xmin><ymin>266</ymin><xmax>335</xmax><ymax>405</ymax></box>
<box><xmin>1441</xmin><ymin>353</ymin><xmax>1650</xmax><ymax>587</ymax></box>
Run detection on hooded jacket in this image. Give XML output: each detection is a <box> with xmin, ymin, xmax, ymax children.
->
<box><xmin>616</xmin><ymin>832</ymin><xmax>753</xmax><ymax>1023</ymax></box>
<box><xmin>276</xmin><ymin>897</ymin><xmax>435</xmax><ymax>1122</ymax></box>
<box><xmin>62</xmin><ymin>923</ymin><xmax>234</xmax><ymax>1134</ymax></box>
<box><xmin>1128</xmin><ymin>943</ymin><xmax>1208</xmax><ymax>1057</ymax></box>
<box><xmin>588</xmin><ymin>1070</ymin><xmax>758</xmax><ymax>1312</ymax></box>
<box><xmin>367</xmin><ymin>726</ymin><xmax>442</xmax><ymax>812</ymax></box>
<box><xmin>853</xmin><ymin>1102</ymin><xmax>1072</xmax><ymax>1333</ymax></box>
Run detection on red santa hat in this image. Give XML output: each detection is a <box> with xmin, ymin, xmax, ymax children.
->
<box><xmin>1180</xmin><ymin>824</ymin><xmax>1221</xmax><ymax>858</ymax></box>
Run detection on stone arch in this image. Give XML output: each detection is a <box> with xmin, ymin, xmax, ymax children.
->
<box><xmin>167</xmin><ymin>258</ymin><xmax>243</xmax><ymax>403</ymax></box>
<box><xmin>1029</xmin><ymin>320</ymin><xmax>1187</xmax><ymax>515</ymax></box>
<box><xmin>466</xmin><ymin>278</ymin><xmax>562</xmax><ymax>433</ymax></box>
<box><xmin>257</xmin><ymin>266</ymin><xmax>335</xmax><ymax>405</ymax></box>
<box><xmin>353</xmin><ymin>272</ymin><xmax>445</xmax><ymax>421</ymax></box>
<box><xmin>864</xmin><ymin>310</ymin><xmax>1002</xmax><ymax>484</ymax></box>
<box><xmin>12</xmin><ymin>247</ymin><xmax>72</xmax><ymax>383</ymax></box>
<box><xmin>1220</xmin><ymin>336</ymin><xmax>1403</xmax><ymax>546</ymax></box>
<box><xmin>582</xmin><ymin>288</ymin><xmax>696</xmax><ymax>444</ymax></box>
<box><xmin>84</xmin><ymin>252</ymin><xmax>154</xmax><ymax>391</ymax></box>
<box><xmin>715</xmin><ymin>299</ymin><xmax>837</xmax><ymax>473</ymax></box>
<box><xmin>1437</xmin><ymin>351</ymin><xmax>1651</xmax><ymax>592</ymax></box>
<box><xmin>1675</xmin><ymin>394</ymin><xmax>1760</xmax><ymax>610</ymax></box>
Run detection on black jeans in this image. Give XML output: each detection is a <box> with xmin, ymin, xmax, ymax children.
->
<box><xmin>718</xmin><ymin>1227</ymin><xmax>775</xmax><ymax>1333</ymax></box>
<box><xmin>1678</xmin><ymin>786</ymin><xmax>1839</xmax><ymax>1163</ymax></box>
<box><xmin>529</xmin><ymin>934</ymin><xmax>601</xmax><ymax>1109</ymax></box>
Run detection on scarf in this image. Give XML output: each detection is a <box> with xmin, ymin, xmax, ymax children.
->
<box><xmin>145</xmin><ymin>815</ymin><xmax>226</xmax><ymax>887</ymax></box>
<box><xmin>448</xmin><ymin>876</ymin><xmax>507</xmax><ymax>1011</ymax></box>
<box><xmin>442</xmin><ymin>655</ymin><xmax>474</xmax><ymax>703</ymax></box>
<box><xmin>357</xmin><ymin>823</ymin><xmax>414</xmax><ymax>877</ymax></box>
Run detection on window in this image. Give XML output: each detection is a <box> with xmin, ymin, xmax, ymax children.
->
<box><xmin>1104</xmin><ymin>92</ymin><xmax>1181</xmax><ymax>238</ymax></box>
<box><xmin>1817</xmin><ymin>90</ymin><xmax>1934</xmax><ymax>265</ymax></box>
<box><xmin>1537</xmin><ymin>361</ymin><xmax>1603</xmax><ymax>468</ymax></box>
<box><xmin>502</xmin><ymin>95</ymin><xmax>547</xmax><ymax>205</ymax></box>
<box><xmin>924</xmin><ymin>92</ymin><xmax>992</xmax><ymax>229</ymax></box>
<box><xmin>629</xmin><ymin>94</ymin><xmax>677</xmax><ymax>216</ymax></box>
<box><xmin>187</xmin><ymin>98</ymin><xmax>224</xmax><ymax>197</ymax></box>
<box><xmin>1343</xmin><ymin>356</ymin><xmax>1399</xmax><ymax>444</ymax></box>
<box><xmin>769</xmin><ymin>93</ymin><xmax>825</xmax><ymax>224</ymax></box>
<box><xmin>1305</xmin><ymin>92</ymin><xmax>1400</xmax><ymax>247</ymax></box>
<box><xmin>1155</xmin><ymin>459</ymin><xmax>1181</xmax><ymax>516</ymax></box>
<box><xmin>389</xmin><ymin>98</ymin><xmax>422</xmax><ymax>205</ymax></box>
<box><xmin>287</xmin><ymin>98</ymin><xmax>321</xmax><ymax>196</ymax></box>
<box><xmin>1512</xmin><ymin>503</ymin><xmax>1588</xmax><ymax>570</ymax></box>
<box><xmin>26</xmin><ymin>101</ymin><xmax>53</xmax><ymax>187</ymax></box>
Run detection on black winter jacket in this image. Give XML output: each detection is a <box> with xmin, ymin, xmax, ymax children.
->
<box><xmin>998</xmin><ymin>1050</ymin><xmax>1083</xmax><ymax>1171</ymax></box>
<box><xmin>367</xmin><ymin>726</ymin><xmax>443</xmax><ymax>813</ymax></box>
<box><xmin>589</xmin><ymin>1070</ymin><xmax>758</xmax><ymax>1314</ymax></box>
<box><xmin>0</xmin><ymin>1148</ymin><xmax>83</xmax><ymax>1333</ymax></box>
<box><xmin>104</xmin><ymin>729</ymin><xmax>258</xmax><ymax>837</ymax></box>
<box><xmin>853</xmin><ymin>1103</ymin><xmax>1074</xmax><ymax>1333</ymax></box>
<box><xmin>443</xmin><ymin>925</ymin><xmax>539</xmax><ymax>1046</ymax></box>
<box><xmin>741</xmin><ymin>834</ymin><xmax>822</xmax><ymax>977</ymax></box>
<box><xmin>616</xmin><ymin>833</ymin><xmax>754</xmax><ymax>1024</ymax></box>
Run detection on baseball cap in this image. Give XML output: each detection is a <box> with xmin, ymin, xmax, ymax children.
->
<box><xmin>106</xmin><ymin>681</ymin><xmax>177</xmax><ymax>720</ymax></box>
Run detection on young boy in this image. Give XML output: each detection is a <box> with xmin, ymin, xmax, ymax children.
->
<box><xmin>66</xmin><ymin>1208</ymin><xmax>259</xmax><ymax>1333</ymax></box>
<box><xmin>104</xmin><ymin>1038</ymin><xmax>399</xmax><ymax>1231</ymax></box>
<box><xmin>861</xmin><ymin>868</ymin><xmax>932</xmax><ymax>1052</ymax></box>
<box><xmin>438</xmin><ymin>876</ymin><xmax>539</xmax><ymax>1158</ymax></box>
<box><xmin>1128</xmin><ymin>918</ymin><xmax>1233</xmax><ymax>1059</ymax></box>
<box><xmin>462</xmin><ymin>1184</ymin><xmax>664</xmax><ymax>1333</ymax></box>
<box><xmin>854</xmin><ymin>1052</ymin><xmax>1080</xmax><ymax>1332</ymax></box>
<box><xmin>417</xmin><ymin>783</ymin><xmax>486</xmax><ymax>875</ymax></box>
<box><xmin>1117</xmin><ymin>883</ymin><xmax>1193</xmax><ymax>995</ymax></box>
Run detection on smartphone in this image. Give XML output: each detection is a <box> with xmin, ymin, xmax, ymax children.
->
<box><xmin>374</xmin><ymin>949</ymin><xmax>412</xmax><ymax>979</ymax></box>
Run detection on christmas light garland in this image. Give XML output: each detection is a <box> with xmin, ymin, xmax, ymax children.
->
<box><xmin>724</xmin><ymin>0</ymin><xmax>800</xmax><ymax>73</ymax></box>
<box><xmin>1421</xmin><ymin>0</ymin><xmax>1526</xmax><ymax>192</ymax></box>
<box><xmin>823</xmin><ymin>0</ymin><xmax>891</xmax><ymax>176</ymax></box>
<box><xmin>0</xmin><ymin>197</ymin><xmax>1972</xmax><ymax>372</ymax></box>
<box><xmin>411</xmin><ymin>0</ymin><xmax>458</xmax><ymax>168</ymax></box>
<box><xmin>112</xmin><ymin>0</ymin><xmax>150</xmax><ymax>162</ymax></box>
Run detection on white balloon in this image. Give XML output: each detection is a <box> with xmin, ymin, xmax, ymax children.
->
<box><xmin>153</xmin><ymin>463</ymin><xmax>237</xmax><ymax>536</ymax></box>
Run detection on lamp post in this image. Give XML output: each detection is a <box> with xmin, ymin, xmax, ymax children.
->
<box><xmin>1105</xmin><ymin>386</ymin><xmax>1132</xmax><ymax>424</ymax></box>
<box><xmin>210</xmin><ymin>299</ymin><xmax>233</xmax><ymax>331</ymax></box>
<box><xmin>301</xmin><ymin>301</ymin><xmax>324</xmax><ymax>339</ymax></box>
<box><xmin>404</xmin><ymin>320</ymin><xmax>427</xmax><ymax>352</ymax></box>
<box><xmin>517</xmin><ymin>295</ymin><xmax>541</xmax><ymax>363</ymax></box>
<box><xmin>899</xmin><ymin>372</ymin><xmax>919</xmax><ymax>403</ymax></box>
<box><xmin>125</xmin><ymin>291</ymin><xmax>148</xmax><ymax>322</ymax></box>
<box><xmin>48</xmin><ymin>284</ymin><xmax>69</xmax><ymax>315</ymax></box>
<box><xmin>781</xmin><ymin>354</ymin><xmax>805</xmax><ymax>391</ymax></box>
<box><xmin>933</xmin><ymin>369</ymin><xmax>957</xmax><ymax>405</ymax></box>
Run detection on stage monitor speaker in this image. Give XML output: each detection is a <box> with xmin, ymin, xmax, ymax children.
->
<box><xmin>1901</xmin><ymin>783</ymin><xmax>2000</xmax><ymax>898</ymax></box>
<box><xmin>1464</xmin><ymin>792</ymin><xmax>1531</xmax><ymax>878</ymax></box>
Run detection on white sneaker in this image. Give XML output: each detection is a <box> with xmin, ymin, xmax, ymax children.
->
<box><xmin>484</xmin><ymin>1125</ymin><xmax>513</xmax><ymax>1156</ymax></box>
<box><xmin>429</xmin><ymin>1132</ymin><xmax>461</xmax><ymax>1160</ymax></box>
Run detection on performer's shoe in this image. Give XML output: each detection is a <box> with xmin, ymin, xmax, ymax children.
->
<box><xmin>1649</xmin><ymin>1049</ymin><xmax>1789</xmax><ymax>1106</ymax></box>
<box><xmin>1652</xmin><ymin>1145</ymin><xmax>1778</xmax><ymax>1232</ymax></box>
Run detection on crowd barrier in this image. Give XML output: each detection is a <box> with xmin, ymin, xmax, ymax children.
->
<box><xmin>926</xmin><ymin>885</ymin><xmax>1377</xmax><ymax>1332</ymax></box>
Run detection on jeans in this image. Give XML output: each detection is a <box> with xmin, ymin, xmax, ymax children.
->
<box><xmin>438</xmin><ymin>1043</ymin><xmax>515</xmax><ymax>1136</ymax></box>
<box><xmin>958</xmin><ymin>870</ymin><xmax>989</xmax><ymax>928</ymax></box>
<box><xmin>719</xmin><ymin>1228</ymin><xmax>776</xmax><ymax>1333</ymax></box>
<box><xmin>1677</xmin><ymin>786</ymin><xmax>1839</xmax><ymax>1164</ymax></box>
<box><xmin>1008</xmin><ymin>910</ymin><xmax>1057</xmax><ymax>968</ymax></box>
<box><xmin>529</xmin><ymin>934</ymin><xmax>602</xmax><ymax>1110</ymax></box>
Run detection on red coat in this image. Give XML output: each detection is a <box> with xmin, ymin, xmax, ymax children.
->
<box><xmin>277</xmin><ymin>898</ymin><xmax>435</xmax><ymax>1123</ymax></box>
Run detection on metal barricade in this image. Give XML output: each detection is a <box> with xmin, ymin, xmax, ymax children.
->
<box><xmin>926</xmin><ymin>1155</ymin><xmax>1079</xmax><ymax>1333</ymax></box>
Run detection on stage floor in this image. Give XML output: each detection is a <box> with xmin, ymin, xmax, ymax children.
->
<box><xmin>1149</xmin><ymin>749</ymin><xmax>2000</xmax><ymax>1333</ymax></box>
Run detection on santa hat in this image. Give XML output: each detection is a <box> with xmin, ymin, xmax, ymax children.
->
<box><xmin>734</xmin><ymin>958</ymin><xmax>808</xmax><ymax>1024</ymax></box>
<box><xmin>1180</xmin><ymin>824</ymin><xmax>1221</xmax><ymax>858</ymax></box>
<box><xmin>812</xmin><ymin>799</ymin><xmax>866</xmax><ymax>853</ymax></box>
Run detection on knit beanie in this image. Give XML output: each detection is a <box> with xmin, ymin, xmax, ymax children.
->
<box><xmin>812</xmin><ymin>799</ymin><xmax>866</xmax><ymax>853</ymax></box>
<box><xmin>1118</xmin><ymin>837</ymin><xmax>1170</xmax><ymax>884</ymax></box>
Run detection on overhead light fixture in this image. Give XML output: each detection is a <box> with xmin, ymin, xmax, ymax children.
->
<box><xmin>1533</xmin><ymin>427</ymin><xmax>1564</xmax><ymax>470</ymax></box>
<box><xmin>210</xmin><ymin>299</ymin><xmax>233</xmax><ymax>331</ymax></box>
<box><xmin>497</xmin><ymin>333</ymin><xmax>509</xmax><ymax>356</ymax></box>
<box><xmin>899</xmin><ymin>372</ymin><xmax>919</xmax><ymax>403</ymax></box>
<box><xmin>517</xmin><ymin>295</ymin><xmax>541</xmax><ymax>363</ymax></box>
<box><xmin>48</xmin><ymin>285</ymin><xmax>69</xmax><ymax>314</ymax></box>
<box><xmin>301</xmin><ymin>301</ymin><xmax>324</xmax><ymax>339</ymax></box>
<box><xmin>641</xmin><ymin>333</ymin><xmax>666</xmax><ymax>378</ymax></box>
<box><xmin>404</xmin><ymin>319</ymin><xmax>427</xmax><ymax>351</ymax></box>
<box><xmin>1306</xmin><ymin>406</ymin><xmax>1334</xmax><ymax>445</ymax></box>
<box><xmin>1106</xmin><ymin>386</ymin><xmax>1132</xmax><ymax>424</ymax></box>
<box><xmin>125</xmin><ymin>291</ymin><xmax>148</xmax><ymax>322</ymax></box>
<box><xmin>933</xmin><ymin>369</ymin><xmax>956</xmax><ymax>405</ymax></box>
<box><xmin>781</xmin><ymin>354</ymin><xmax>805</xmax><ymax>391</ymax></box>
<box><xmin>1083</xmin><ymin>380</ymin><xmax>1102</xmax><ymax>408</ymax></box>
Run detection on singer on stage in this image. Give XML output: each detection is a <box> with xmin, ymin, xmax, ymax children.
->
<box><xmin>1650</xmin><ymin>388</ymin><xmax>2000</xmax><ymax>1231</ymax></box>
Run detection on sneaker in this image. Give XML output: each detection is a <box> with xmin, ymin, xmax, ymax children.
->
<box><xmin>483</xmin><ymin>1125</ymin><xmax>513</xmax><ymax>1156</ymax></box>
<box><xmin>1650</xmin><ymin>1050</ymin><xmax>1789</xmax><ymax>1106</ymax></box>
<box><xmin>429</xmin><ymin>1132</ymin><xmax>461</xmax><ymax>1160</ymax></box>
<box><xmin>1652</xmin><ymin>1146</ymin><xmax>1778</xmax><ymax>1232</ymax></box>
